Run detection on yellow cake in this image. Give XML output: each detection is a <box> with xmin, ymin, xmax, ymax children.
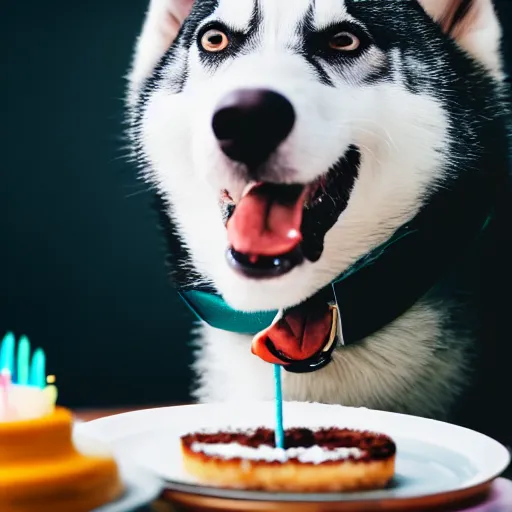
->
<box><xmin>0</xmin><ymin>406</ymin><xmax>124</xmax><ymax>512</ymax></box>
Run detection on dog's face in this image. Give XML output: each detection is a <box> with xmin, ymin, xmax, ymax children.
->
<box><xmin>129</xmin><ymin>0</ymin><xmax>503</xmax><ymax>312</ymax></box>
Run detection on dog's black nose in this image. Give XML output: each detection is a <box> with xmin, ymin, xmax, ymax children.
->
<box><xmin>212</xmin><ymin>89</ymin><xmax>295</xmax><ymax>168</ymax></box>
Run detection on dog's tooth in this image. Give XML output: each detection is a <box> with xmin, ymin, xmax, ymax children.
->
<box><xmin>229</xmin><ymin>183</ymin><xmax>246</xmax><ymax>203</ymax></box>
<box><xmin>241</xmin><ymin>182</ymin><xmax>259</xmax><ymax>198</ymax></box>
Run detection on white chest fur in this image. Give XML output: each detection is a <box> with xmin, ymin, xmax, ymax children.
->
<box><xmin>192</xmin><ymin>299</ymin><xmax>470</xmax><ymax>420</ymax></box>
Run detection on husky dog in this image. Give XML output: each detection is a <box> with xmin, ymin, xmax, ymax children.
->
<box><xmin>127</xmin><ymin>0</ymin><xmax>511</xmax><ymax>444</ymax></box>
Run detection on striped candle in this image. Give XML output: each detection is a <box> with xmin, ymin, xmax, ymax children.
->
<box><xmin>0</xmin><ymin>368</ymin><xmax>12</xmax><ymax>416</ymax></box>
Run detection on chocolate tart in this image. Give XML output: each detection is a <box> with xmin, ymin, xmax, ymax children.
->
<box><xmin>180</xmin><ymin>427</ymin><xmax>396</xmax><ymax>492</ymax></box>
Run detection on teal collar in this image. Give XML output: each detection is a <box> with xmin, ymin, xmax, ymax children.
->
<box><xmin>179</xmin><ymin>210</ymin><xmax>492</xmax><ymax>342</ymax></box>
<box><xmin>179</xmin><ymin>222</ymin><xmax>417</xmax><ymax>337</ymax></box>
<box><xmin>179</xmin><ymin>289</ymin><xmax>276</xmax><ymax>335</ymax></box>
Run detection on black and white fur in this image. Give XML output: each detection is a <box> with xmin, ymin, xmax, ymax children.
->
<box><xmin>127</xmin><ymin>0</ymin><xmax>512</xmax><ymax>443</ymax></box>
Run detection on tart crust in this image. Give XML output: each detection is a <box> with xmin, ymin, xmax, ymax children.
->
<box><xmin>181</xmin><ymin>427</ymin><xmax>396</xmax><ymax>492</ymax></box>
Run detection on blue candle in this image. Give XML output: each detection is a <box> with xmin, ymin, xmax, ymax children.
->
<box><xmin>0</xmin><ymin>332</ymin><xmax>15</xmax><ymax>374</ymax></box>
<box><xmin>30</xmin><ymin>348</ymin><xmax>46</xmax><ymax>389</ymax></box>
<box><xmin>17</xmin><ymin>335</ymin><xmax>31</xmax><ymax>385</ymax></box>
<box><xmin>273</xmin><ymin>364</ymin><xmax>285</xmax><ymax>450</ymax></box>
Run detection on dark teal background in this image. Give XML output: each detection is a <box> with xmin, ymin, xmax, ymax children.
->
<box><xmin>0</xmin><ymin>0</ymin><xmax>195</xmax><ymax>408</ymax></box>
<box><xmin>0</xmin><ymin>0</ymin><xmax>511</xmax><ymax>408</ymax></box>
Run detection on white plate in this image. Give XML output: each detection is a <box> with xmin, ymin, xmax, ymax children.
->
<box><xmin>77</xmin><ymin>401</ymin><xmax>510</xmax><ymax>504</ymax></box>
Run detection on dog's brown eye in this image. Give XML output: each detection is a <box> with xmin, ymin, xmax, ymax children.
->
<box><xmin>201</xmin><ymin>29</ymin><xmax>229</xmax><ymax>52</ymax></box>
<box><xmin>329</xmin><ymin>32</ymin><xmax>360</xmax><ymax>52</ymax></box>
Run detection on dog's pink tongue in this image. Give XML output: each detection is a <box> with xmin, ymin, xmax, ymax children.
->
<box><xmin>227</xmin><ymin>183</ymin><xmax>306</xmax><ymax>256</ymax></box>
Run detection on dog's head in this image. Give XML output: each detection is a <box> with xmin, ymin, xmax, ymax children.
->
<box><xmin>128</xmin><ymin>0</ymin><xmax>505</xmax><ymax>312</ymax></box>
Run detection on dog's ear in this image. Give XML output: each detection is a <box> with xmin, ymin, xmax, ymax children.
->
<box><xmin>128</xmin><ymin>0</ymin><xmax>195</xmax><ymax>98</ymax></box>
<box><xmin>418</xmin><ymin>0</ymin><xmax>503</xmax><ymax>79</ymax></box>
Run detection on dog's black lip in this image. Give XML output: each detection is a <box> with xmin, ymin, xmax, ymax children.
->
<box><xmin>226</xmin><ymin>247</ymin><xmax>304</xmax><ymax>278</ymax></box>
<box><xmin>222</xmin><ymin>145</ymin><xmax>360</xmax><ymax>278</ymax></box>
<box><xmin>265</xmin><ymin>336</ymin><xmax>337</xmax><ymax>374</ymax></box>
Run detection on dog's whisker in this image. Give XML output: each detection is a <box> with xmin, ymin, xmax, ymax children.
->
<box><xmin>351</xmin><ymin>127</ymin><xmax>394</xmax><ymax>155</ymax></box>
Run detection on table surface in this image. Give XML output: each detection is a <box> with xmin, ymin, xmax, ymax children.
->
<box><xmin>74</xmin><ymin>404</ymin><xmax>186</xmax><ymax>422</ymax></box>
<box><xmin>75</xmin><ymin>407</ymin><xmax>144</xmax><ymax>422</ymax></box>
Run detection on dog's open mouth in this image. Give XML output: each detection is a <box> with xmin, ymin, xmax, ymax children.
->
<box><xmin>222</xmin><ymin>146</ymin><xmax>361</xmax><ymax>279</ymax></box>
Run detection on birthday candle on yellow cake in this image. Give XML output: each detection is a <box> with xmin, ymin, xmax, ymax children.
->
<box><xmin>0</xmin><ymin>332</ymin><xmax>15</xmax><ymax>374</ymax></box>
<box><xmin>17</xmin><ymin>336</ymin><xmax>31</xmax><ymax>386</ymax></box>
<box><xmin>30</xmin><ymin>348</ymin><xmax>46</xmax><ymax>389</ymax></box>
